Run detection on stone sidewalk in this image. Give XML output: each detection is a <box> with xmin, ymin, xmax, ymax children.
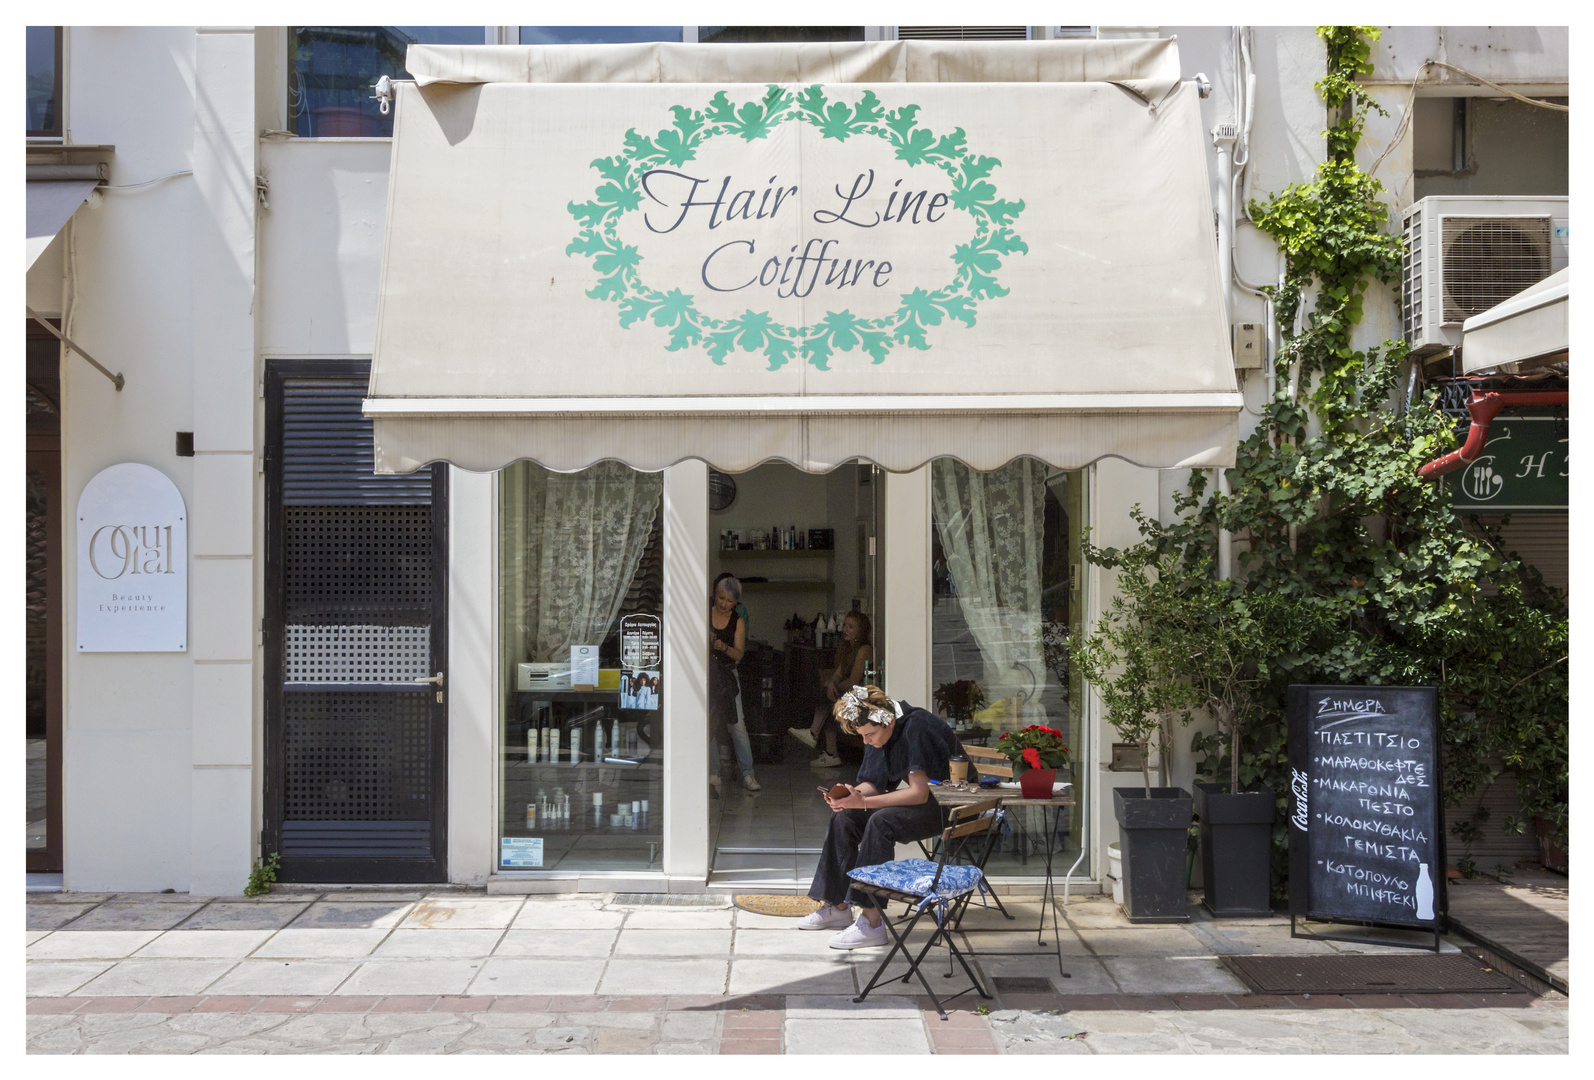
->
<box><xmin>26</xmin><ymin>889</ymin><xmax>1569</xmax><ymax>1054</ymax></box>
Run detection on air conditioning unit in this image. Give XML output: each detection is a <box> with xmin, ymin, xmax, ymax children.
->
<box><xmin>1402</xmin><ymin>196</ymin><xmax>1568</xmax><ymax>356</ymax></box>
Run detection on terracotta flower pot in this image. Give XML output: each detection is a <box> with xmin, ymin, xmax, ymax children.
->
<box><xmin>1019</xmin><ymin>767</ymin><xmax>1056</xmax><ymax>799</ymax></box>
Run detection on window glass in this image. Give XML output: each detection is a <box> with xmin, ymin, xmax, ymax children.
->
<box><xmin>288</xmin><ymin>26</ymin><xmax>484</xmax><ymax>138</ymax></box>
<box><xmin>699</xmin><ymin>27</ymin><xmax>865</xmax><ymax>43</ymax></box>
<box><xmin>498</xmin><ymin>462</ymin><xmax>664</xmax><ymax>872</ymax></box>
<box><xmin>26</xmin><ymin>26</ymin><xmax>60</xmax><ymax>136</ymax></box>
<box><xmin>930</xmin><ymin>458</ymin><xmax>1087</xmax><ymax>877</ymax></box>
<box><xmin>520</xmin><ymin>27</ymin><xmax>683</xmax><ymax>44</ymax></box>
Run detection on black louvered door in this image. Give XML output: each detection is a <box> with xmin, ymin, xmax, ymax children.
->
<box><xmin>263</xmin><ymin>361</ymin><xmax>448</xmax><ymax>882</ymax></box>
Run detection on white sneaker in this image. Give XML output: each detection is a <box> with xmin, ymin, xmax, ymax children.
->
<box><xmin>828</xmin><ymin>914</ymin><xmax>889</xmax><ymax>949</ymax></box>
<box><xmin>742</xmin><ymin>775</ymin><xmax>762</xmax><ymax>792</ymax></box>
<box><xmin>796</xmin><ymin>902</ymin><xmax>854</xmax><ymax>931</ymax></box>
<box><xmin>789</xmin><ymin>727</ymin><xmax>817</xmax><ymax>749</ymax></box>
<box><xmin>810</xmin><ymin>752</ymin><xmax>842</xmax><ymax>768</ymax></box>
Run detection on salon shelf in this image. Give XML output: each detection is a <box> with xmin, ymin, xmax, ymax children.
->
<box><xmin>739</xmin><ymin>580</ymin><xmax>833</xmax><ymax>592</ymax></box>
<box><xmin>718</xmin><ymin>549</ymin><xmax>833</xmax><ymax>558</ymax></box>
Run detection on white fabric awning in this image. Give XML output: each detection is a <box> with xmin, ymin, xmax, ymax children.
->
<box><xmin>26</xmin><ymin>179</ymin><xmax>98</xmax><ymax>269</ymax></box>
<box><xmin>1462</xmin><ymin>268</ymin><xmax>1569</xmax><ymax>374</ymax></box>
<box><xmin>368</xmin><ymin>40</ymin><xmax>1240</xmax><ymax>474</ymax></box>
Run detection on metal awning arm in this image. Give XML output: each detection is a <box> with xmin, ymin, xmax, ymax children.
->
<box><xmin>25</xmin><ymin>306</ymin><xmax>123</xmax><ymax>391</ymax></box>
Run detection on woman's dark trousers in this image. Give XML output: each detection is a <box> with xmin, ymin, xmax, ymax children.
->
<box><xmin>808</xmin><ymin>800</ymin><xmax>947</xmax><ymax>910</ymax></box>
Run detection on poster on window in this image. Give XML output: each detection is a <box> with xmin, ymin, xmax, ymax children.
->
<box><xmin>621</xmin><ymin>614</ymin><xmax>662</xmax><ymax>711</ymax></box>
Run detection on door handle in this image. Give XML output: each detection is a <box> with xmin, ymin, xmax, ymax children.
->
<box><xmin>415</xmin><ymin>671</ymin><xmax>445</xmax><ymax>703</ymax></box>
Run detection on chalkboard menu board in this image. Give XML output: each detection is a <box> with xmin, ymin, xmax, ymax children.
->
<box><xmin>1287</xmin><ymin>685</ymin><xmax>1444</xmax><ymax>932</ymax></box>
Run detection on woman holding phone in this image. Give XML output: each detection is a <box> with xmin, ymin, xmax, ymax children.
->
<box><xmin>797</xmin><ymin>684</ymin><xmax>963</xmax><ymax>949</ymax></box>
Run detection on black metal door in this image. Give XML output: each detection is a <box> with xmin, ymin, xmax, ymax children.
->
<box><xmin>263</xmin><ymin>361</ymin><xmax>448</xmax><ymax>882</ymax></box>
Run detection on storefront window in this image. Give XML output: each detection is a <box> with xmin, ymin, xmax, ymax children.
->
<box><xmin>288</xmin><ymin>26</ymin><xmax>485</xmax><ymax>138</ymax></box>
<box><xmin>26</xmin><ymin>26</ymin><xmax>61</xmax><ymax>137</ymax></box>
<box><xmin>519</xmin><ymin>27</ymin><xmax>684</xmax><ymax>44</ymax></box>
<box><xmin>497</xmin><ymin>462</ymin><xmax>664</xmax><ymax>872</ymax></box>
<box><xmin>930</xmin><ymin>458</ymin><xmax>1087</xmax><ymax>877</ymax></box>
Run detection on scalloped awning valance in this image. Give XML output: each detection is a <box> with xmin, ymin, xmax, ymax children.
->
<box><xmin>367</xmin><ymin>40</ymin><xmax>1240</xmax><ymax>474</ymax></box>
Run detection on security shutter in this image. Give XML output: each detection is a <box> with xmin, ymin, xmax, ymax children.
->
<box><xmin>264</xmin><ymin>361</ymin><xmax>448</xmax><ymax>882</ymax></box>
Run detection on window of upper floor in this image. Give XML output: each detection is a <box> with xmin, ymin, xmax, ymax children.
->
<box><xmin>27</xmin><ymin>26</ymin><xmax>62</xmax><ymax>138</ymax></box>
<box><xmin>288</xmin><ymin>26</ymin><xmax>486</xmax><ymax>138</ymax></box>
<box><xmin>1412</xmin><ymin>94</ymin><xmax>1569</xmax><ymax>200</ymax></box>
<box><xmin>519</xmin><ymin>26</ymin><xmax>683</xmax><ymax>44</ymax></box>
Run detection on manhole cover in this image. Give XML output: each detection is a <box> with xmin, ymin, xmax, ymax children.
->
<box><xmin>994</xmin><ymin>977</ymin><xmax>1056</xmax><ymax>994</ymax></box>
<box><xmin>1224</xmin><ymin>954</ymin><xmax>1522</xmax><ymax>994</ymax></box>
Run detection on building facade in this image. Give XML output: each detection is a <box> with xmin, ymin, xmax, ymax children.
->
<box><xmin>24</xmin><ymin>26</ymin><xmax>1567</xmax><ymax>894</ymax></box>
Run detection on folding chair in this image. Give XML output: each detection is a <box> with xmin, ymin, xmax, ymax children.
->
<box><xmin>846</xmin><ymin>798</ymin><xmax>1003</xmax><ymax>1020</ymax></box>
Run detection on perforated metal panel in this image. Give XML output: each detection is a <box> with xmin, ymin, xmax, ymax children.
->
<box><xmin>265</xmin><ymin>364</ymin><xmax>447</xmax><ymax>882</ymax></box>
<box><xmin>284</xmin><ymin>624</ymin><xmax>431</xmax><ymax>683</ymax></box>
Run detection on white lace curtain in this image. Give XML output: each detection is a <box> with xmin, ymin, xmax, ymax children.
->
<box><xmin>930</xmin><ymin>458</ymin><xmax>1047</xmax><ymax>725</ymax></box>
<box><xmin>500</xmin><ymin>461</ymin><xmax>662</xmax><ymax>665</ymax></box>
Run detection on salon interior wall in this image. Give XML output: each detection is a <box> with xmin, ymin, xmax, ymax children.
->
<box><xmin>52</xmin><ymin>26</ymin><xmax>263</xmax><ymax>894</ymax></box>
<box><xmin>708</xmin><ymin>462</ymin><xmax>859</xmax><ymax>649</ymax></box>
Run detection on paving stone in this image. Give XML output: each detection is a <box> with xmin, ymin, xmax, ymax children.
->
<box><xmin>1075</xmin><ymin>926</ymin><xmax>1206</xmax><ymax>956</ymax></box>
<box><xmin>535</xmin><ymin>1024</ymin><xmax>593</xmax><ymax>1046</ymax></box>
<box><xmin>786</xmin><ymin>993</ymin><xmax>920</xmax><ymax>1018</ymax></box>
<box><xmin>371</xmin><ymin>929</ymin><xmax>506</xmax><ymax>958</ymax></box>
<box><xmin>400</xmin><ymin>898</ymin><xmax>524</xmax><ymax>930</ymax></box>
<box><xmin>613</xmin><ymin>928</ymin><xmax>732</xmax><ymax>956</ymax></box>
<box><xmin>253</xmin><ymin>928</ymin><xmax>391</xmax><ymax>958</ymax></box>
<box><xmin>27</xmin><ymin>930</ymin><xmax>163</xmax><ymax>959</ymax></box>
<box><xmin>623</xmin><ymin>908</ymin><xmax>734</xmax><ymax>929</ymax></box>
<box><xmin>469</xmin><ymin>958</ymin><xmax>605</xmax><ymax>996</ymax></box>
<box><xmin>728</xmin><ymin>957</ymin><xmax>856</xmax><ymax>996</ymax></box>
<box><xmin>26</xmin><ymin>930</ymin><xmax>52</xmax><ymax>945</ymax></box>
<box><xmin>288</xmin><ymin>902</ymin><xmax>415</xmax><ymax>930</ymax></box>
<box><xmin>732</xmin><ymin>927</ymin><xmax>852</xmax><ymax>956</ymax></box>
<box><xmin>511</xmin><ymin>902</ymin><xmax>625</xmax><ymax>930</ymax></box>
<box><xmin>594</xmin><ymin>1027</ymin><xmax>660</xmax><ymax>1052</ymax></box>
<box><xmin>661</xmin><ymin>1011</ymin><xmax>720</xmax><ymax>1040</ymax></box>
<box><xmin>978</xmin><ymin>954</ymin><xmax>1118</xmax><ymax>994</ymax></box>
<box><xmin>336</xmin><ymin>960</ymin><xmax>483</xmax><ymax>996</ymax></box>
<box><xmin>1103</xmin><ymin>956</ymin><xmax>1249</xmax><ymax>995</ymax></box>
<box><xmin>476</xmin><ymin>1011</ymin><xmax>556</xmax><ymax>1028</ymax></box>
<box><xmin>494</xmin><ymin>929</ymin><xmax>619</xmax><ymax>956</ymax></box>
<box><xmin>564</xmin><ymin>1010</ymin><xmax>656</xmax><ymax>1028</ymax></box>
<box><xmin>374</xmin><ymin>1019</ymin><xmax>475</xmax><ymax>1052</ymax></box>
<box><xmin>61</xmin><ymin>901</ymin><xmax>206</xmax><ymax>931</ymax></box>
<box><xmin>76</xmin><ymin>959</ymin><xmax>237</xmax><ymax>997</ymax></box>
<box><xmin>28</xmin><ymin>903</ymin><xmax>100</xmax><ymax>930</ymax></box>
<box><xmin>177</xmin><ymin>902</ymin><xmax>310</xmax><ymax>931</ymax></box>
<box><xmin>599</xmin><ymin>958</ymin><xmax>728</xmax><ymax>995</ymax></box>
<box><xmin>785</xmin><ymin>1017</ymin><xmax>931</xmax><ymax>1054</ymax></box>
<box><xmin>133</xmin><ymin>930</ymin><xmax>276</xmax><ymax>958</ymax></box>
<box><xmin>204</xmin><ymin>959</ymin><xmax>357</xmax><ymax>996</ymax></box>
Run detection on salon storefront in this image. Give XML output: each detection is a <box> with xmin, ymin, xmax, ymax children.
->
<box><xmin>360</xmin><ymin>38</ymin><xmax>1239</xmax><ymax>893</ymax></box>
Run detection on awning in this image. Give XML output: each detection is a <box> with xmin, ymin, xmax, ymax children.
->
<box><xmin>1462</xmin><ymin>268</ymin><xmax>1569</xmax><ymax>374</ymax></box>
<box><xmin>368</xmin><ymin>40</ymin><xmax>1241</xmax><ymax>474</ymax></box>
<box><xmin>26</xmin><ymin>178</ymin><xmax>99</xmax><ymax>269</ymax></box>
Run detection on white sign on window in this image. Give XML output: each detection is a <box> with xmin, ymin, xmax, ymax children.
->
<box><xmin>76</xmin><ymin>463</ymin><xmax>187</xmax><ymax>652</ymax></box>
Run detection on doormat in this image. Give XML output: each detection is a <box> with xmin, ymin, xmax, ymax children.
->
<box><xmin>733</xmin><ymin>894</ymin><xmax>824</xmax><ymax>917</ymax></box>
<box><xmin>1222</xmin><ymin>954</ymin><xmax>1523</xmax><ymax>995</ymax></box>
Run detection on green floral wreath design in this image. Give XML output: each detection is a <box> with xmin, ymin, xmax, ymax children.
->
<box><xmin>565</xmin><ymin>84</ymin><xmax>1027</xmax><ymax>370</ymax></box>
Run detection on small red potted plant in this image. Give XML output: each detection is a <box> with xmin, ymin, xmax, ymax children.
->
<box><xmin>996</xmin><ymin>725</ymin><xmax>1072</xmax><ymax>798</ymax></box>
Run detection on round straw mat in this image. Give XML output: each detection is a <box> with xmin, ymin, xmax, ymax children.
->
<box><xmin>733</xmin><ymin>894</ymin><xmax>823</xmax><ymax>917</ymax></box>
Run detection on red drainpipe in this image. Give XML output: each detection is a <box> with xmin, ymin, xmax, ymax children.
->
<box><xmin>1417</xmin><ymin>390</ymin><xmax>1570</xmax><ymax>480</ymax></box>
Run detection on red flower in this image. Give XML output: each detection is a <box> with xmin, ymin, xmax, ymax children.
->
<box><xmin>1022</xmin><ymin>747</ymin><xmax>1043</xmax><ymax>769</ymax></box>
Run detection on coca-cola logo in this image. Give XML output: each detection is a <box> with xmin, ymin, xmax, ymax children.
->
<box><xmin>1290</xmin><ymin>767</ymin><xmax>1309</xmax><ymax>831</ymax></box>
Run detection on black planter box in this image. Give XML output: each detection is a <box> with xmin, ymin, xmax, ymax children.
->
<box><xmin>1112</xmin><ymin>787</ymin><xmax>1193</xmax><ymax>923</ymax></box>
<box><xmin>1193</xmin><ymin>782</ymin><xmax>1275</xmax><ymax>917</ymax></box>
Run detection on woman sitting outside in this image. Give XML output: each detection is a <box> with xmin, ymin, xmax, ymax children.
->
<box><xmin>798</xmin><ymin>684</ymin><xmax>963</xmax><ymax>949</ymax></box>
<box><xmin>789</xmin><ymin>610</ymin><xmax>872</xmax><ymax>769</ymax></box>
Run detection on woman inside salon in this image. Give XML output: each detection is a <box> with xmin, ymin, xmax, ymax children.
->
<box><xmin>798</xmin><ymin>684</ymin><xmax>962</xmax><ymax>949</ymax></box>
<box><xmin>789</xmin><ymin>610</ymin><xmax>872</xmax><ymax>769</ymax></box>
<box><xmin>709</xmin><ymin>576</ymin><xmax>760</xmax><ymax>794</ymax></box>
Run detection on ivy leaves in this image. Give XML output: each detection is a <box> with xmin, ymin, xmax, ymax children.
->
<box><xmin>566</xmin><ymin>84</ymin><xmax>1027</xmax><ymax>370</ymax></box>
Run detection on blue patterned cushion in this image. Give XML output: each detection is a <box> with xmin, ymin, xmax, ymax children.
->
<box><xmin>848</xmin><ymin>858</ymin><xmax>983</xmax><ymax>899</ymax></box>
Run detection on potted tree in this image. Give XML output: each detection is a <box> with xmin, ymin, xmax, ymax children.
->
<box><xmin>1156</xmin><ymin>572</ymin><xmax>1316</xmax><ymax>917</ymax></box>
<box><xmin>1071</xmin><ymin>537</ymin><xmax>1201</xmax><ymax>923</ymax></box>
<box><xmin>933</xmin><ymin>679</ymin><xmax>986</xmax><ymax>736</ymax></box>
